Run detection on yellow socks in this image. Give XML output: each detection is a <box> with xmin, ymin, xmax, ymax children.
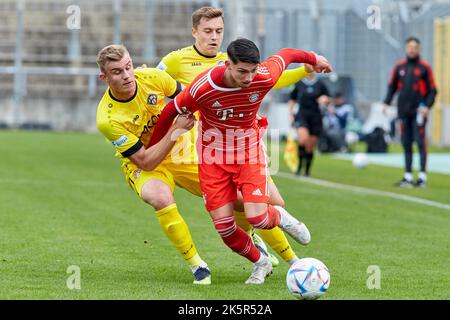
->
<box><xmin>155</xmin><ymin>204</ymin><xmax>202</xmax><ymax>268</ymax></box>
<box><xmin>234</xmin><ymin>210</ymin><xmax>296</xmax><ymax>263</ymax></box>
<box><xmin>234</xmin><ymin>210</ymin><xmax>253</xmax><ymax>233</ymax></box>
<box><xmin>258</xmin><ymin>227</ymin><xmax>296</xmax><ymax>262</ymax></box>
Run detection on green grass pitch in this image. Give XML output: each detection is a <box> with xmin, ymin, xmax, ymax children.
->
<box><xmin>1</xmin><ymin>130</ymin><xmax>449</xmax><ymax>299</ymax></box>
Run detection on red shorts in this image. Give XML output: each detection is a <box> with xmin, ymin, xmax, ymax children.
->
<box><xmin>198</xmin><ymin>159</ymin><xmax>270</xmax><ymax>212</ymax></box>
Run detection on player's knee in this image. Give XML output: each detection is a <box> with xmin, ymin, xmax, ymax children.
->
<box><xmin>247</xmin><ymin>208</ymin><xmax>279</xmax><ymax>230</ymax></box>
<box><xmin>235</xmin><ymin>213</ymin><xmax>253</xmax><ymax>233</ymax></box>
<box><xmin>142</xmin><ymin>187</ymin><xmax>174</xmax><ymax>210</ymax></box>
<box><xmin>269</xmin><ymin>184</ymin><xmax>285</xmax><ymax>208</ymax></box>
<box><xmin>270</xmin><ymin>194</ymin><xmax>285</xmax><ymax>208</ymax></box>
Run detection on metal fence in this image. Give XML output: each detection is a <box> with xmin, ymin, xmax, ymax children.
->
<box><xmin>0</xmin><ymin>0</ymin><xmax>449</xmax><ymax>144</ymax></box>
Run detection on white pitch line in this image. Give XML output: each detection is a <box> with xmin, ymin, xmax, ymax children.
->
<box><xmin>275</xmin><ymin>172</ymin><xmax>450</xmax><ymax>211</ymax></box>
<box><xmin>3</xmin><ymin>174</ymin><xmax>450</xmax><ymax>211</ymax></box>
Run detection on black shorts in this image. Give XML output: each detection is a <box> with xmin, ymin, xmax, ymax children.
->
<box><xmin>294</xmin><ymin>111</ymin><xmax>323</xmax><ymax>137</ymax></box>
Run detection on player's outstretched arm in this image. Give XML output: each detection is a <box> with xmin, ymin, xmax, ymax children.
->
<box><xmin>274</xmin><ymin>48</ymin><xmax>333</xmax><ymax>74</ymax></box>
<box><xmin>273</xmin><ymin>66</ymin><xmax>311</xmax><ymax>89</ymax></box>
<box><xmin>130</xmin><ymin>113</ymin><xmax>195</xmax><ymax>171</ymax></box>
<box><xmin>311</xmin><ymin>52</ymin><xmax>333</xmax><ymax>73</ymax></box>
<box><xmin>148</xmin><ymin>100</ymin><xmax>183</xmax><ymax>147</ymax></box>
<box><xmin>149</xmin><ymin>88</ymin><xmax>199</xmax><ymax>147</ymax></box>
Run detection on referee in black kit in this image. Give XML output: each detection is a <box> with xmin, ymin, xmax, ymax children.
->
<box><xmin>288</xmin><ymin>73</ymin><xmax>330</xmax><ymax>177</ymax></box>
<box><xmin>384</xmin><ymin>37</ymin><xmax>437</xmax><ymax>188</ymax></box>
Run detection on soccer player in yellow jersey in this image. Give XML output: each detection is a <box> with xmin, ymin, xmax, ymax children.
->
<box><xmin>156</xmin><ymin>7</ymin><xmax>315</xmax><ymax>267</ymax></box>
<box><xmin>96</xmin><ymin>44</ymin><xmax>211</xmax><ymax>285</ymax></box>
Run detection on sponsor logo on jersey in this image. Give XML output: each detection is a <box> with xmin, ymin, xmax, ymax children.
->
<box><xmin>147</xmin><ymin>94</ymin><xmax>158</xmax><ymax>105</ymax></box>
<box><xmin>133</xmin><ymin>115</ymin><xmax>140</xmax><ymax>123</ymax></box>
<box><xmin>112</xmin><ymin>135</ymin><xmax>128</xmax><ymax>147</ymax></box>
<box><xmin>191</xmin><ymin>62</ymin><xmax>202</xmax><ymax>67</ymax></box>
<box><xmin>249</xmin><ymin>93</ymin><xmax>260</xmax><ymax>103</ymax></box>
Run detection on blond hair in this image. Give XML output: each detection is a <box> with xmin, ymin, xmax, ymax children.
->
<box><xmin>96</xmin><ymin>44</ymin><xmax>129</xmax><ymax>72</ymax></box>
<box><xmin>192</xmin><ymin>7</ymin><xmax>224</xmax><ymax>28</ymax></box>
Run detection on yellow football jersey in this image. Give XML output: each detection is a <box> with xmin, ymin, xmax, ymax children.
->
<box><xmin>157</xmin><ymin>45</ymin><xmax>310</xmax><ymax>88</ymax></box>
<box><xmin>96</xmin><ymin>68</ymin><xmax>184</xmax><ymax>168</ymax></box>
<box><xmin>156</xmin><ymin>45</ymin><xmax>227</xmax><ymax>87</ymax></box>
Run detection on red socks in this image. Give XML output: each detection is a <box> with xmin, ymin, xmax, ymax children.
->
<box><xmin>213</xmin><ymin>216</ymin><xmax>261</xmax><ymax>263</ymax></box>
<box><xmin>212</xmin><ymin>206</ymin><xmax>282</xmax><ymax>263</ymax></box>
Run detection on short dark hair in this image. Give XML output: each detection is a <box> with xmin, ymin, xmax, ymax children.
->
<box><xmin>406</xmin><ymin>36</ymin><xmax>420</xmax><ymax>45</ymax></box>
<box><xmin>227</xmin><ymin>38</ymin><xmax>260</xmax><ymax>65</ymax></box>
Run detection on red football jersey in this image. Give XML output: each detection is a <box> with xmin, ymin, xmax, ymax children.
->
<box><xmin>150</xmin><ymin>49</ymin><xmax>317</xmax><ymax>163</ymax></box>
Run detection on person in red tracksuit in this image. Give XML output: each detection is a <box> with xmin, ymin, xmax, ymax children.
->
<box><xmin>384</xmin><ymin>37</ymin><xmax>437</xmax><ymax>188</ymax></box>
<box><xmin>150</xmin><ymin>38</ymin><xmax>333</xmax><ymax>284</ymax></box>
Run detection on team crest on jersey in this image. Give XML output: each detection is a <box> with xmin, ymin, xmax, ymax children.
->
<box><xmin>147</xmin><ymin>94</ymin><xmax>158</xmax><ymax>105</ymax></box>
<box><xmin>217</xmin><ymin>61</ymin><xmax>225</xmax><ymax>66</ymax></box>
<box><xmin>249</xmin><ymin>93</ymin><xmax>260</xmax><ymax>103</ymax></box>
<box><xmin>399</xmin><ymin>69</ymin><xmax>406</xmax><ymax>77</ymax></box>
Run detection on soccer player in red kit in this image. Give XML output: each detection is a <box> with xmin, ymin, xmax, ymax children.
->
<box><xmin>150</xmin><ymin>38</ymin><xmax>333</xmax><ymax>284</ymax></box>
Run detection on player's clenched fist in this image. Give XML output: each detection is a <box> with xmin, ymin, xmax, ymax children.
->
<box><xmin>312</xmin><ymin>52</ymin><xmax>333</xmax><ymax>73</ymax></box>
<box><xmin>174</xmin><ymin>113</ymin><xmax>195</xmax><ymax>131</ymax></box>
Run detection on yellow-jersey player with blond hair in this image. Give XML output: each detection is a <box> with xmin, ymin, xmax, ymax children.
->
<box><xmin>157</xmin><ymin>7</ymin><xmax>315</xmax><ymax>267</ymax></box>
<box><xmin>96</xmin><ymin>44</ymin><xmax>212</xmax><ymax>285</ymax></box>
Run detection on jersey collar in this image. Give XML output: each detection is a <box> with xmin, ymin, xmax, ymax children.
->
<box><xmin>108</xmin><ymin>81</ymin><xmax>138</xmax><ymax>103</ymax></box>
<box><xmin>207</xmin><ymin>66</ymin><xmax>241</xmax><ymax>92</ymax></box>
<box><xmin>193</xmin><ymin>45</ymin><xmax>217</xmax><ymax>59</ymax></box>
<box><xmin>407</xmin><ymin>55</ymin><xmax>420</xmax><ymax>64</ymax></box>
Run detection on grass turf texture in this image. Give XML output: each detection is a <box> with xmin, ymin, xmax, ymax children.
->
<box><xmin>1</xmin><ymin>130</ymin><xmax>449</xmax><ymax>299</ymax></box>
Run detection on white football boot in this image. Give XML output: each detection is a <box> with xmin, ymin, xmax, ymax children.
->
<box><xmin>275</xmin><ymin>205</ymin><xmax>311</xmax><ymax>245</ymax></box>
<box><xmin>245</xmin><ymin>249</ymin><xmax>273</xmax><ymax>285</ymax></box>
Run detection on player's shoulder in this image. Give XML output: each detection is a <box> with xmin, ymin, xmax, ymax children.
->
<box><xmin>134</xmin><ymin>67</ymin><xmax>174</xmax><ymax>87</ymax></box>
<box><xmin>418</xmin><ymin>58</ymin><xmax>432</xmax><ymax>69</ymax></box>
<box><xmin>191</xmin><ymin>67</ymin><xmax>211</xmax><ymax>85</ymax></box>
<box><xmin>97</xmin><ymin>91</ymin><xmax>111</xmax><ymax>113</ymax></box>
<box><xmin>188</xmin><ymin>68</ymin><xmax>214</xmax><ymax>98</ymax></box>
<box><xmin>157</xmin><ymin>47</ymin><xmax>188</xmax><ymax>71</ymax></box>
<box><xmin>96</xmin><ymin>92</ymin><xmax>130</xmax><ymax>136</ymax></box>
<box><xmin>217</xmin><ymin>51</ymin><xmax>227</xmax><ymax>60</ymax></box>
<box><xmin>256</xmin><ymin>63</ymin><xmax>273</xmax><ymax>79</ymax></box>
<box><xmin>96</xmin><ymin>93</ymin><xmax>114</xmax><ymax>128</ymax></box>
<box><xmin>134</xmin><ymin>67</ymin><xmax>167</xmax><ymax>79</ymax></box>
<box><xmin>163</xmin><ymin>45</ymin><xmax>193</xmax><ymax>61</ymax></box>
<box><xmin>395</xmin><ymin>58</ymin><xmax>407</xmax><ymax>67</ymax></box>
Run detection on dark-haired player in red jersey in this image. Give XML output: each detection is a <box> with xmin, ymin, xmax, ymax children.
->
<box><xmin>150</xmin><ymin>38</ymin><xmax>333</xmax><ymax>284</ymax></box>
